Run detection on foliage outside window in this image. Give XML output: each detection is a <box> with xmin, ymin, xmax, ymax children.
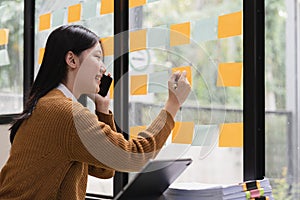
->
<box><xmin>265</xmin><ymin>0</ymin><xmax>299</xmax><ymax>199</ymax></box>
<box><xmin>0</xmin><ymin>0</ymin><xmax>24</xmax><ymax>115</ymax></box>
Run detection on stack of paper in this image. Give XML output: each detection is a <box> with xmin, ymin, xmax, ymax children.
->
<box><xmin>223</xmin><ymin>177</ymin><xmax>273</xmax><ymax>200</ymax></box>
<box><xmin>163</xmin><ymin>182</ymin><xmax>223</xmax><ymax>200</ymax></box>
<box><xmin>163</xmin><ymin>177</ymin><xmax>274</xmax><ymax>200</ymax></box>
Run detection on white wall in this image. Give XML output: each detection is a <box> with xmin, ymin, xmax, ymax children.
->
<box><xmin>0</xmin><ymin>124</ymin><xmax>11</xmax><ymax>168</ymax></box>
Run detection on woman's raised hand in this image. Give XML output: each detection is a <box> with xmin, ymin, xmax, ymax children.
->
<box><xmin>164</xmin><ymin>71</ymin><xmax>191</xmax><ymax>118</ymax></box>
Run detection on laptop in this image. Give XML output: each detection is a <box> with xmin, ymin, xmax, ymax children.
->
<box><xmin>113</xmin><ymin>158</ymin><xmax>193</xmax><ymax>200</ymax></box>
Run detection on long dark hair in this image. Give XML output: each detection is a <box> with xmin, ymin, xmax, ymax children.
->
<box><xmin>9</xmin><ymin>25</ymin><xmax>99</xmax><ymax>144</ymax></box>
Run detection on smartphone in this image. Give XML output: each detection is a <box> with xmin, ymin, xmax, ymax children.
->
<box><xmin>98</xmin><ymin>74</ymin><xmax>113</xmax><ymax>97</ymax></box>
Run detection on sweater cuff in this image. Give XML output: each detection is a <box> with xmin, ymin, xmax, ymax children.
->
<box><xmin>95</xmin><ymin>110</ymin><xmax>116</xmax><ymax>129</ymax></box>
<box><xmin>161</xmin><ymin>109</ymin><xmax>175</xmax><ymax>130</ymax></box>
<box><xmin>146</xmin><ymin>109</ymin><xmax>175</xmax><ymax>135</ymax></box>
<box><xmin>95</xmin><ymin>110</ymin><xmax>113</xmax><ymax>119</ymax></box>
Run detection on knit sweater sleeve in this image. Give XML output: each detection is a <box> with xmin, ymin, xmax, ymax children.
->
<box><xmin>88</xmin><ymin>111</ymin><xmax>116</xmax><ymax>178</ymax></box>
<box><xmin>88</xmin><ymin>165</ymin><xmax>115</xmax><ymax>179</ymax></box>
<box><xmin>68</xmin><ymin>103</ymin><xmax>174</xmax><ymax>172</ymax></box>
<box><xmin>95</xmin><ymin>110</ymin><xmax>117</xmax><ymax>131</ymax></box>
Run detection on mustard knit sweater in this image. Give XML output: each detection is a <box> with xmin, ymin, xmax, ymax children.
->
<box><xmin>0</xmin><ymin>89</ymin><xmax>174</xmax><ymax>200</ymax></box>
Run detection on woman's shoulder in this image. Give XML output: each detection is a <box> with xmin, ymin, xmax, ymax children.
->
<box><xmin>37</xmin><ymin>89</ymin><xmax>84</xmax><ymax>114</ymax></box>
<box><xmin>37</xmin><ymin>89</ymin><xmax>99</xmax><ymax>126</ymax></box>
<box><xmin>40</xmin><ymin>88</ymin><xmax>71</xmax><ymax>103</ymax></box>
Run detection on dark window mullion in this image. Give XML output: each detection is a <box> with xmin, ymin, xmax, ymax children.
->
<box><xmin>243</xmin><ymin>0</ymin><xmax>265</xmax><ymax>180</ymax></box>
<box><xmin>24</xmin><ymin>0</ymin><xmax>35</xmax><ymax>107</ymax></box>
<box><xmin>113</xmin><ymin>0</ymin><xmax>129</xmax><ymax>197</ymax></box>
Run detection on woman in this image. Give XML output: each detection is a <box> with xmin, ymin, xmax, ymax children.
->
<box><xmin>0</xmin><ymin>25</ymin><xmax>191</xmax><ymax>199</ymax></box>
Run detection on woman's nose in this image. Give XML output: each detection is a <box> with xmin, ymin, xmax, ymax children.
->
<box><xmin>100</xmin><ymin>66</ymin><xmax>106</xmax><ymax>74</ymax></box>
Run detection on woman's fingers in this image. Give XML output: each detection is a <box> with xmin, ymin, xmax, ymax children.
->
<box><xmin>167</xmin><ymin>71</ymin><xmax>191</xmax><ymax>106</ymax></box>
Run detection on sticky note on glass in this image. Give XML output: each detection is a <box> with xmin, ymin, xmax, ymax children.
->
<box><xmin>148</xmin><ymin>71</ymin><xmax>169</xmax><ymax>93</ymax></box>
<box><xmin>39</xmin><ymin>13</ymin><xmax>51</xmax><ymax>31</ymax></box>
<box><xmin>172</xmin><ymin>122</ymin><xmax>194</xmax><ymax>144</ymax></box>
<box><xmin>147</xmin><ymin>0</ymin><xmax>159</xmax><ymax>3</ymax></box>
<box><xmin>130</xmin><ymin>74</ymin><xmax>148</xmax><ymax>95</ymax></box>
<box><xmin>82</xmin><ymin>1</ymin><xmax>97</xmax><ymax>20</ymax></box>
<box><xmin>192</xmin><ymin>125</ymin><xmax>219</xmax><ymax>146</ymax></box>
<box><xmin>0</xmin><ymin>49</ymin><xmax>10</xmax><ymax>66</ymax></box>
<box><xmin>147</xmin><ymin>26</ymin><xmax>169</xmax><ymax>48</ymax></box>
<box><xmin>192</xmin><ymin>17</ymin><xmax>218</xmax><ymax>42</ymax></box>
<box><xmin>170</xmin><ymin>22</ymin><xmax>190</xmax><ymax>47</ymax></box>
<box><xmin>109</xmin><ymin>79</ymin><xmax>114</xmax><ymax>99</ymax></box>
<box><xmin>218</xmin><ymin>11</ymin><xmax>242</xmax><ymax>38</ymax></box>
<box><xmin>217</xmin><ymin>62</ymin><xmax>242</xmax><ymax>87</ymax></box>
<box><xmin>171</xmin><ymin>66</ymin><xmax>192</xmax><ymax>86</ymax></box>
<box><xmin>100</xmin><ymin>0</ymin><xmax>114</xmax><ymax>15</ymax></box>
<box><xmin>68</xmin><ymin>4</ymin><xmax>82</xmax><ymax>23</ymax></box>
<box><xmin>52</xmin><ymin>8</ymin><xmax>65</xmax><ymax>27</ymax></box>
<box><xmin>130</xmin><ymin>29</ymin><xmax>147</xmax><ymax>52</ymax></box>
<box><xmin>0</xmin><ymin>29</ymin><xmax>9</xmax><ymax>45</ymax></box>
<box><xmin>129</xmin><ymin>0</ymin><xmax>146</xmax><ymax>8</ymax></box>
<box><xmin>219</xmin><ymin>122</ymin><xmax>243</xmax><ymax>147</ymax></box>
<box><xmin>38</xmin><ymin>48</ymin><xmax>45</xmax><ymax>65</ymax></box>
<box><xmin>130</xmin><ymin>126</ymin><xmax>147</xmax><ymax>140</ymax></box>
<box><xmin>101</xmin><ymin>36</ymin><xmax>114</xmax><ymax>56</ymax></box>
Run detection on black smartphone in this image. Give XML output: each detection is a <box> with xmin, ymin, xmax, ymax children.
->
<box><xmin>98</xmin><ymin>74</ymin><xmax>113</xmax><ymax>97</ymax></box>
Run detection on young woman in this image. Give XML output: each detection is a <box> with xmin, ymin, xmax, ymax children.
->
<box><xmin>0</xmin><ymin>25</ymin><xmax>191</xmax><ymax>199</ymax></box>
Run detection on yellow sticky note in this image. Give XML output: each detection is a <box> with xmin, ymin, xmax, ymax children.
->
<box><xmin>130</xmin><ymin>74</ymin><xmax>148</xmax><ymax>95</ymax></box>
<box><xmin>39</xmin><ymin>13</ymin><xmax>51</xmax><ymax>31</ymax></box>
<box><xmin>38</xmin><ymin>48</ymin><xmax>45</xmax><ymax>65</ymax></box>
<box><xmin>109</xmin><ymin>80</ymin><xmax>114</xmax><ymax>99</ymax></box>
<box><xmin>129</xmin><ymin>0</ymin><xmax>146</xmax><ymax>8</ymax></box>
<box><xmin>68</xmin><ymin>4</ymin><xmax>82</xmax><ymax>23</ymax></box>
<box><xmin>0</xmin><ymin>29</ymin><xmax>9</xmax><ymax>45</ymax></box>
<box><xmin>101</xmin><ymin>37</ymin><xmax>114</xmax><ymax>56</ymax></box>
<box><xmin>130</xmin><ymin>126</ymin><xmax>147</xmax><ymax>140</ymax></box>
<box><xmin>100</xmin><ymin>0</ymin><xmax>114</xmax><ymax>15</ymax></box>
<box><xmin>130</xmin><ymin>29</ymin><xmax>147</xmax><ymax>52</ymax></box>
<box><xmin>218</xmin><ymin>11</ymin><xmax>242</xmax><ymax>38</ymax></box>
<box><xmin>172</xmin><ymin>122</ymin><xmax>194</xmax><ymax>144</ymax></box>
<box><xmin>171</xmin><ymin>66</ymin><xmax>192</xmax><ymax>86</ymax></box>
<box><xmin>219</xmin><ymin>123</ymin><xmax>243</xmax><ymax>147</ymax></box>
<box><xmin>217</xmin><ymin>62</ymin><xmax>242</xmax><ymax>87</ymax></box>
<box><xmin>170</xmin><ymin>22</ymin><xmax>190</xmax><ymax>47</ymax></box>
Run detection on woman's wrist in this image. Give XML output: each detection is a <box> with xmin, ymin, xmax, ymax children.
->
<box><xmin>164</xmin><ymin>98</ymin><xmax>180</xmax><ymax>118</ymax></box>
<box><xmin>95</xmin><ymin>102</ymin><xmax>109</xmax><ymax>114</ymax></box>
<box><xmin>95</xmin><ymin>95</ymin><xmax>110</xmax><ymax>114</ymax></box>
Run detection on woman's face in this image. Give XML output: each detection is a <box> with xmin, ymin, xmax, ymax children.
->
<box><xmin>74</xmin><ymin>42</ymin><xmax>105</xmax><ymax>96</ymax></box>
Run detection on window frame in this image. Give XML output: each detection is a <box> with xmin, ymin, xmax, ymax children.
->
<box><xmin>243</xmin><ymin>0</ymin><xmax>265</xmax><ymax>180</ymax></box>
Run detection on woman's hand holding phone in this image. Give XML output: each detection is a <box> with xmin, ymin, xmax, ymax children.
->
<box><xmin>87</xmin><ymin>74</ymin><xmax>113</xmax><ymax>114</ymax></box>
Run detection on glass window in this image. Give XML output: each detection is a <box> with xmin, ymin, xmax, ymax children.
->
<box><xmin>129</xmin><ymin>0</ymin><xmax>243</xmax><ymax>184</ymax></box>
<box><xmin>265</xmin><ymin>0</ymin><xmax>300</xmax><ymax>199</ymax></box>
<box><xmin>0</xmin><ymin>0</ymin><xmax>24</xmax><ymax>115</ymax></box>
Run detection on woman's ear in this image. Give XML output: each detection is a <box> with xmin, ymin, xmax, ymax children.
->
<box><xmin>65</xmin><ymin>51</ymin><xmax>79</xmax><ymax>69</ymax></box>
